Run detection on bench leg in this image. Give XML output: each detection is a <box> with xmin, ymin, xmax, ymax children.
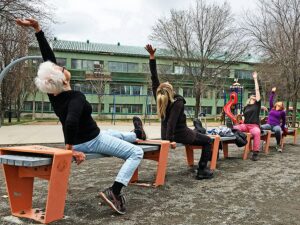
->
<box><xmin>264</xmin><ymin>131</ymin><xmax>271</xmax><ymax>154</ymax></box>
<box><xmin>153</xmin><ymin>142</ymin><xmax>170</xmax><ymax>187</ymax></box>
<box><xmin>130</xmin><ymin>169</ymin><xmax>139</xmax><ymax>183</ymax></box>
<box><xmin>223</xmin><ymin>143</ymin><xmax>229</xmax><ymax>159</ymax></box>
<box><xmin>210</xmin><ymin>136</ymin><xmax>220</xmax><ymax>170</ymax></box>
<box><xmin>3</xmin><ymin>154</ymin><xmax>72</xmax><ymax>224</ymax></box>
<box><xmin>3</xmin><ymin>165</ymin><xmax>34</xmax><ymax>216</ymax></box>
<box><xmin>185</xmin><ymin>145</ymin><xmax>194</xmax><ymax>167</ymax></box>
<box><xmin>243</xmin><ymin>134</ymin><xmax>251</xmax><ymax>160</ymax></box>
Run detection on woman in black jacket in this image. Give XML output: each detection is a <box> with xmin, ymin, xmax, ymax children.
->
<box><xmin>16</xmin><ymin>18</ymin><xmax>146</xmax><ymax>215</ymax></box>
<box><xmin>145</xmin><ymin>44</ymin><xmax>213</xmax><ymax>180</ymax></box>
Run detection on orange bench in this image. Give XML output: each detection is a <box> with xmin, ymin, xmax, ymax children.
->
<box><xmin>0</xmin><ymin>141</ymin><xmax>171</xmax><ymax>224</ymax></box>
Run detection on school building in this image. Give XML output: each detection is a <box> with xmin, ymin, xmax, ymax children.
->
<box><xmin>24</xmin><ymin>38</ymin><xmax>262</xmax><ymax>119</ymax></box>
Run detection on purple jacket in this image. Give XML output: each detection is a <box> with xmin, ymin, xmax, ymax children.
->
<box><xmin>267</xmin><ymin>92</ymin><xmax>286</xmax><ymax>130</ymax></box>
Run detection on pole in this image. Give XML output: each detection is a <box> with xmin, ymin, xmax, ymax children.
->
<box><xmin>0</xmin><ymin>56</ymin><xmax>42</xmax><ymax>128</ymax></box>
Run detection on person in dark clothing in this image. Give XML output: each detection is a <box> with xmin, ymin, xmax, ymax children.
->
<box><xmin>233</xmin><ymin>71</ymin><xmax>261</xmax><ymax>161</ymax></box>
<box><xmin>145</xmin><ymin>44</ymin><xmax>213</xmax><ymax>180</ymax></box>
<box><xmin>16</xmin><ymin>18</ymin><xmax>147</xmax><ymax>215</ymax></box>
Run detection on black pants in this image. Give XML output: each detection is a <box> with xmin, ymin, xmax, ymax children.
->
<box><xmin>192</xmin><ymin>132</ymin><xmax>213</xmax><ymax>169</ymax></box>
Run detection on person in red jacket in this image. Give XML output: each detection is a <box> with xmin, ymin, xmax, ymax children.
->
<box><xmin>145</xmin><ymin>44</ymin><xmax>213</xmax><ymax>180</ymax></box>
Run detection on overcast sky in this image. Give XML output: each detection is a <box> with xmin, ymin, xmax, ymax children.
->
<box><xmin>46</xmin><ymin>0</ymin><xmax>257</xmax><ymax>47</ymax></box>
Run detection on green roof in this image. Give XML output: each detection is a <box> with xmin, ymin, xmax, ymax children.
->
<box><xmin>49</xmin><ymin>40</ymin><xmax>169</xmax><ymax>57</ymax></box>
<box><xmin>32</xmin><ymin>39</ymin><xmax>260</xmax><ymax>63</ymax></box>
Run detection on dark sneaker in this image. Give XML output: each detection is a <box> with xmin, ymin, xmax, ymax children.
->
<box><xmin>251</xmin><ymin>151</ymin><xmax>259</xmax><ymax>161</ymax></box>
<box><xmin>193</xmin><ymin>118</ymin><xmax>206</xmax><ymax>134</ymax></box>
<box><xmin>99</xmin><ymin>187</ymin><xmax>126</xmax><ymax>215</ymax></box>
<box><xmin>196</xmin><ymin>167</ymin><xmax>214</xmax><ymax>180</ymax></box>
<box><xmin>133</xmin><ymin>116</ymin><xmax>146</xmax><ymax>140</ymax></box>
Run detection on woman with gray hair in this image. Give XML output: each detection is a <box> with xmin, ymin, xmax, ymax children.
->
<box><xmin>16</xmin><ymin>18</ymin><xmax>146</xmax><ymax>215</ymax></box>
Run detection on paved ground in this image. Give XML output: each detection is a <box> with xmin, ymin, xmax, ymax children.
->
<box><xmin>0</xmin><ymin>124</ymin><xmax>299</xmax><ymax>225</ymax></box>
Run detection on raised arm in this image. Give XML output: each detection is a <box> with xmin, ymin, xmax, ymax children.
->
<box><xmin>16</xmin><ymin>19</ymin><xmax>57</xmax><ymax>64</ymax></box>
<box><xmin>145</xmin><ymin>44</ymin><xmax>160</xmax><ymax>101</ymax></box>
<box><xmin>252</xmin><ymin>71</ymin><xmax>260</xmax><ymax>102</ymax></box>
<box><xmin>269</xmin><ymin>87</ymin><xmax>276</xmax><ymax>109</ymax></box>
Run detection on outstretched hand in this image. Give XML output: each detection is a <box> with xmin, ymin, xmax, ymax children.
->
<box><xmin>16</xmin><ymin>18</ymin><xmax>41</xmax><ymax>32</ymax></box>
<box><xmin>72</xmin><ymin>151</ymin><xmax>86</xmax><ymax>165</ymax></box>
<box><xmin>145</xmin><ymin>44</ymin><xmax>156</xmax><ymax>59</ymax></box>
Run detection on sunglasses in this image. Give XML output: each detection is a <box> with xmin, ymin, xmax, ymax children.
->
<box><xmin>62</xmin><ymin>66</ymin><xmax>66</xmax><ymax>73</ymax></box>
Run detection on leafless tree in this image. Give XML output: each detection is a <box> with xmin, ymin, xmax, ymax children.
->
<box><xmin>151</xmin><ymin>0</ymin><xmax>248</xmax><ymax>118</ymax></box>
<box><xmin>242</xmin><ymin>0</ymin><xmax>300</xmax><ymax>126</ymax></box>
<box><xmin>86</xmin><ymin>64</ymin><xmax>111</xmax><ymax>119</ymax></box>
<box><xmin>0</xmin><ymin>0</ymin><xmax>54</xmax><ymax>124</ymax></box>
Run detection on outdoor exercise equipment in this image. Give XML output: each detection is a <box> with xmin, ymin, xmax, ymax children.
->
<box><xmin>0</xmin><ymin>56</ymin><xmax>42</xmax><ymax>128</ymax></box>
<box><xmin>223</xmin><ymin>80</ymin><xmax>244</xmax><ymax>125</ymax></box>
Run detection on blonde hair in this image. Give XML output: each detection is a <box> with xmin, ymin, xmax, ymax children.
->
<box><xmin>274</xmin><ymin>101</ymin><xmax>284</xmax><ymax>111</ymax></box>
<box><xmin>35</xmin><ymin>61</ymin><xmax>65</xmax><ymax>94</ymax></box>
<box><xmin>156</xmin><ymin>82</ymin><xmax>175</xmax><ymax>119</ymax></box>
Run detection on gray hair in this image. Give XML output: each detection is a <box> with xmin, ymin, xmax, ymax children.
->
<box><xmin>35</xmin><ymin>61</ymin><xmax>65</xmax><ymax>94</ymax></box>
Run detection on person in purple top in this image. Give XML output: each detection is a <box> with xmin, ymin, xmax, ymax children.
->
<box><xmin>261</xmin><ymin>87</ymin><xmax>286</xmax><ymax>152</ymax></box>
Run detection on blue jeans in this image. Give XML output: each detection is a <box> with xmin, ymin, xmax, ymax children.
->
<box><xmin>261</xmin><ymin>124</ymin><xmax>282</xmax><ymax>145</ymax></box>
<box><xmin>73</xmin><ymin>130</ymin><xmax>143</xmax><ymax>186</ymax></box>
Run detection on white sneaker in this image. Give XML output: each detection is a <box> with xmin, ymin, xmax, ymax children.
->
<box><xmin>276</xmin><ymin>145</ymin><xmax>282</xmax><ymax>152</ymax></box>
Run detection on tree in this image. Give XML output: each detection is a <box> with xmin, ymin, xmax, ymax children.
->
<box><xmin>86</xmin><ymin>64</ymin><xmax>111</xmax><ymax>119</ymax></box>
<box><xmin>151</xmin><ymin>0</ymin><xmax>247</xmax><ymax>118</ymax></box>
<box><xmin>0</xmin><ymin>0</ymin><xmax>54</xmax><ymax>124</ymax></box>
<box><xmin>242</xmin><ymin>0</ymin><xmax>300</xmax><ymax>126</ymax></box>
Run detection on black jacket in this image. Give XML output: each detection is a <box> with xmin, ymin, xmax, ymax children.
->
<box><xmin>150</xmin><ymin>59</ymin><xmax>196</xmax><ymax>143</ymax></box>
<box><xmin>35</xmin><ymin>31</ymin><xmax>100</xmax><ymax>145</ymax></box>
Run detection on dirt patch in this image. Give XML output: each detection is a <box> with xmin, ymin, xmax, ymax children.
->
<box><xmin>0</xmin><ymin>138</ymin><xmax>299</xmax><ymax>225</ymax></box>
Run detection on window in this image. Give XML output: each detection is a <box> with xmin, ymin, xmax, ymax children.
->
<box><xmin>146</xmin><ymin>104</ymin><xmax>157</xmax><ymax>114</ymax></box>
<box><xmin>183</xmin><ymin>87</ymin><xmax>194</xmax><ymax>98</ymax></box>
<box><xmin>108</xmin><ymin>62</ymin><xmax>138</xmax><ymax>73</ymax></box>
<box><xmin>235</xmin><ymin>70</ymin><xmax>253</xmax><ymax>79</ymax></box>
<box><xmin>90</xmin><ymin>104</ymin><xmax>104</xmax><ymax>113</ymax></box>
<box><xmin>109</xmin><ymin>104</ymin><xmax>143</xmax><ymax>114</ymax></box>
<box><xmin>56</xmin><ymin>58</ymin><xmax>67</xmax><ymax>67</ymax></box>
<box><xmin>110</xmin><ymin>84</ymin><xmax>142</xmax><ymax>95</ymax></box>
<box><xmin>24</xmin><ymin>102</ymin><xmax>33</xmax><ymax>111</ymax></box>
<box><xmin>201</xmin><ymin>106</ymin><xmax>212</xmax><ymax>115</ymax></box>
<box><xmin>43</xmin><ymin>102</ymin><xmax>52</xmax><ymax>112</ymax></box>
<box><xmin>157</xmin><ymin>64</ymin><xmax>173</xmax><ymax>74</ymax></box>
<box><xmin>174</xmin><ymin>66</ymin><xmax>185</xmax><ymax>74</ymax></box>
<box><xmin>71</xmin><ymin>59</ymin><xmax>102</xmax><ymax>70</ymax></box>
<box><xmin>142</xmin><ymin>63</ymin><xmax>150</xmax><ymax>73</ymax></box>
<box><xmin>35</xmin><ymin>102</ymin><xmax>43</xmax><ymax>111</ymax></box>
<box><xmin>184</xmin><ymin>106</ymin><xmax>195</xmax><ymax>117</ymax></box>
<box><xmin>127</xmin><ymin>63</ymin><xmax>139</xmax><ymax>73</ymax></box>
<box><xmin>131</xmin><ymin>86</ymin><xmax>142</xmax><ymax>95</ymax></box>
<box><xmin>217</xmin><ymin>107</ymin><xmax>224</xmax><ymax>115</ymax></box>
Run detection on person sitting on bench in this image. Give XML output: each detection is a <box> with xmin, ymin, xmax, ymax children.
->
<box><xmin>261</xmin><ymin>87</ymin><xmax>286</xmax><ymax>152</ymax></box>
<box><xmin>233</xmin><ymin>72</ymin><xmax>261</xmax><ymax>161</ymax></box>
<box><xmin>145</xmin><ymin>44</ymin><xmax>213</xmax><ymax>180</ymax></box>
<box><xmin>16</xmin><ymin>18</ymin><xmax>146</xmax><ymax>215</ymax></box>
